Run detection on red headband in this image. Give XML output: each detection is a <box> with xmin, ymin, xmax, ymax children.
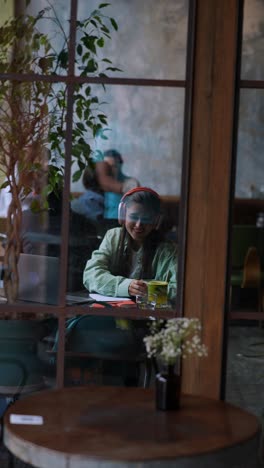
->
<box><xmin>120</xmin><ymin>186</ymin><xmax>160</xmax><ymax>202</ymax></box>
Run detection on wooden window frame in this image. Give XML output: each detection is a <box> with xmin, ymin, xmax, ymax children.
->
<box><xmin>1</xmin><ymin>0</ymin><xmax>245</xmax><ymax>397</ymax></box>
<box><xmin>1</xmin><ymin>0</ymin><xmax>193</xmax><ymax>388</ymax></box>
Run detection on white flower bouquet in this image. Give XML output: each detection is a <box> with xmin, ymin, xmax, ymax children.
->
<box><xmin>143</xmin><ymin>317</ymin><xmax>208</xmax><ymax>366</ymax></box>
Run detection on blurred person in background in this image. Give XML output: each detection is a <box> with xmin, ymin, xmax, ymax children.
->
<box><xmin>71</xmin><ymin>165</ymin><xmax>104</xmax><ymax>223</ymax></box>
<box><xmin>95</xmin><ymin>149</ymin><xmax>139</xmax><ymax>229</ymax></box>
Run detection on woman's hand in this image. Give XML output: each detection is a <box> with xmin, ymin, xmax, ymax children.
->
<box><xmin>128</xmin><ymin>280</ymin><xmax>147</xmax><ymax>297</ymax></box>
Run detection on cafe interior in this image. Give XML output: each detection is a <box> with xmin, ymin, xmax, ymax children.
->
<box><xmin>0</xmin><ymin>0</ymin><xmax>264</xmax><ymax>466</ymax></box>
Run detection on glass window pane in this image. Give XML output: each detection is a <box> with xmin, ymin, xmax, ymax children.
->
<box><xmin>70</xmin><ymin>84</ymin><xmax>184</xmax><ymax>195</ymax></box>
<box><xmin>62</xmin><ymin>314</ymin><xmax>151</xmax><ymax>387</ymax></box>
<box><xmin>0</xmin><ymin>317</ymin><xmax>57</xmax><ymax>393</ymax></box>
<box><xmin>25</xmin><ymin>0</ymin><xmax>71</xmax><ymax>76</ymax></box>
<box><xmin>77</xmin><ymin>0</ymin><xmax>189</xmax><ymax>80</ymax></box>
<box><xmin>235</xmin><ymin>89</ymin><xmax>264</xmax><ymax>198</ymax></box>
<box><xmin>0</xmin><ymin>1</ymin><xmax>184</xmax><ymax>314</ymax></box>
<box><xmin>69</xmin><ymin>84</ymin><xmax>182</xmax><ymax>307</ymax></box>
<box><xmin>241</xmin><ymin>0</ymin><xmax>264</xmax><ymax>80</ymax></box>
<box><xmin>230</xmin><ymin>89</ymin><xmax>264</xmax><ymax>315</ymax></box>
<box><xmin>0</xmin><ymin>77</ymin><xmax>66</xmax><ymax>306</ymax></box>
<box><xmin>0</xmin><ymin>0</ymin><xmax>188</xmax><ymax>388</ymax></box>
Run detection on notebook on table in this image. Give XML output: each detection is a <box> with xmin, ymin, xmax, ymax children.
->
<box><xmin>17</xmin><ymin>253</ymin><xmax>92</xmax><ymax>306</ymax></box>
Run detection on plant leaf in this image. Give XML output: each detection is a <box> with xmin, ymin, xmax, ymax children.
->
<box><xmin>110</xmin><ymin>18</ymin><xmax>118</xmax><ymax>31</ymax></box>
<box><xmin>98</xmin><ymin>3</ymin><xmax>111</xmax><ymax>9</ymax></box>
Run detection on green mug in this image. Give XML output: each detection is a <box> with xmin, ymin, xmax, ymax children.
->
<box><xmin>147</xmin><ymin>280</ymin><xmax>168</xmax><ymax>306</ymax></box>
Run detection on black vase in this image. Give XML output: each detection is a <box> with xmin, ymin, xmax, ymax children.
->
<box><xmin>155</xmin><ymin>365</ymin><xmax>181</xmax><ymax>411</ymax></box>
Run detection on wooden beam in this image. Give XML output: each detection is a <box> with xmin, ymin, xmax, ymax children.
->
<box><xmin>182</xmin><ymin>0</ymin><xmax>240</xmax><ymax>398</ymax></box>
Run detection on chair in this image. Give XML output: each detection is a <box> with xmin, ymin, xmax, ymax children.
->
<box><xmin>231</xmin><ymin>225</ymin><xmax>259</xmax><ymax>288</ymax></box>
<box><xmin>67</xmin><ymin>211</ymin><xmax>102</xmax><ymax>292</ymax></box>
<box><xmin>241</xmin><ymin>247</ymin><xmax>263</xmax><ymax>312</ymax></box>
<box><xmin>0</xmin><ymin>358</ymin><xmax>27</xmax><ymax>421</ymax></box>
<box><xmin>0</xmin><ymin>358</ymin><xmax>28</xmax><ymax>468</ymax></box>
<box><xmin>64</xmin><ymin>315</ymin><xmax>153</xmax><ymax>388</ymax></box>
<box><xmin>230</xmin><ymin>246</ymin><xmax>264</xmax><ymax>319</ymax></box>
<box><xmin>230</xmin><ymin>225</ymin><xmax>264</xmax><ymax>311</ymax></box>
<box><xmin>238</xmin><ymin>249</ymin><xmax>264</xmax><ymax>355</ymax></box>
<box><xmin>47</xmin><ymin>315</ymin><xmax>153</xmax><ymax>388</ymax></box>
<box><xmin>242</xmin><ymin>247</ymin><xmax>261</xmax><ymax>288</ymax></box>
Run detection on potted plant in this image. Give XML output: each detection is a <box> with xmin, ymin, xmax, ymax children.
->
<box><xmin>144</xmin><ymin>318</ymin><xmax>208</xmax><ymax>410</ymax></box>
<box><xmin>0</xmin><ymin>2</ymin><xmax>120</xmax><ymax>303</ymax></box>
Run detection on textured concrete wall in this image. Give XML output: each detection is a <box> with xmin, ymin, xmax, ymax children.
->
<box><xmin>11</xmin><ymin>0</ymin><xmax>264</xmax><ymax>197</ymax></box>
<box><xmin>27</xmin><ymin>0</ymin><xmax>188</xmax><ymax>196</ymax></box>
<box><xmin>74</xmin><ymin>0</ymin><xmax>189</xmax><ymax>196</ymax></box>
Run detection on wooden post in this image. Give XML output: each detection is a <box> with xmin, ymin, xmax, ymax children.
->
<box><xmin>182</xmin><ymin>0</ymin><xmax>240</xmax><ymax>398</ymax></box>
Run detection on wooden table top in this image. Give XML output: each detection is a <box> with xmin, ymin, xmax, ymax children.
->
<box><xmin>4</xmin><ymin>385</ymin><xmax>260</xmax><ymax>467</ymax></box>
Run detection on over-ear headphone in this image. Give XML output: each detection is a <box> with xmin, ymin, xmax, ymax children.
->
<box><xmin>118</xmin><ymin>187</ymin><xmax>161</xmax><ymax>229</ymax></box>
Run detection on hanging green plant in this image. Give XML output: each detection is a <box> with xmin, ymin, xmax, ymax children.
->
<box><xmin>0</xmin><ymin>2</ymin><xmax>120</xmax><ymax>302</ymax></box>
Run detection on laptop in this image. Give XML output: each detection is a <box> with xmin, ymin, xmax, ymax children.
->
<box><xmin>17</xmin><ymin>253</ymin><xmax>93</xmax><ymax>306</ymax></box>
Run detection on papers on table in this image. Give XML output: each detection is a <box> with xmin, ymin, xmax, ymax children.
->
<box><xmin>89</xmin><ymin>293</ymin><xmax>131</xmax><ymax>302</ymax></box>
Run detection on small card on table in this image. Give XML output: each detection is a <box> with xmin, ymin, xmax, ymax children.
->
<box><xmin>10</xmin><ymin>414</ymin><xmax>43</xmax><ymax>425</ymax></box>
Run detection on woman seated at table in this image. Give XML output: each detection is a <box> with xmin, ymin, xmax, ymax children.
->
<box><xmin>83</xmin><ymin>187</ymin><xmax>177</xmax><ymax>299</ymax></box>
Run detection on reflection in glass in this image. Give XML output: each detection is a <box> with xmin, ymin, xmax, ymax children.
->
<box><xmin>0</xmin><ymin>317</ymin><xmax>57</xmax><ymax>395</ymax></box>
<box><xmin>0</xmin><ymin>76</ymin><xmax>66</xmax><ymax>304</ymax></box>
<box><xmin>61</xmin><ymin>314</ymin><xmax>151</xmax><ymax>387</ymax></box>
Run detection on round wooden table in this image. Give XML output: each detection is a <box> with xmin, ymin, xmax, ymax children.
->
<box><xmin>4</xmin><ymin>385</ymin><xmax>261</xmax><ymax>468</ymax></box>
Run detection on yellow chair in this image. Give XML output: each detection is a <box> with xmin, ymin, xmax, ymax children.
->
<box><xmin>241</xmin><ymin>246</ymin><xmax>262</xmax><ymax>313</ymax></box>
<box><xmin>230</xmin><ymin>246</ymin><xmax>263</xmax><ymax>320</ymax></box>
<box><xmin>230</xmin><ymin>225</ymin><xmax>264</xmax><ymax>312</ymax></box>
<box><xmin>231</xmin><ymin>225</ymin><xmax>259</xmax><ymax>288</ymax></box>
